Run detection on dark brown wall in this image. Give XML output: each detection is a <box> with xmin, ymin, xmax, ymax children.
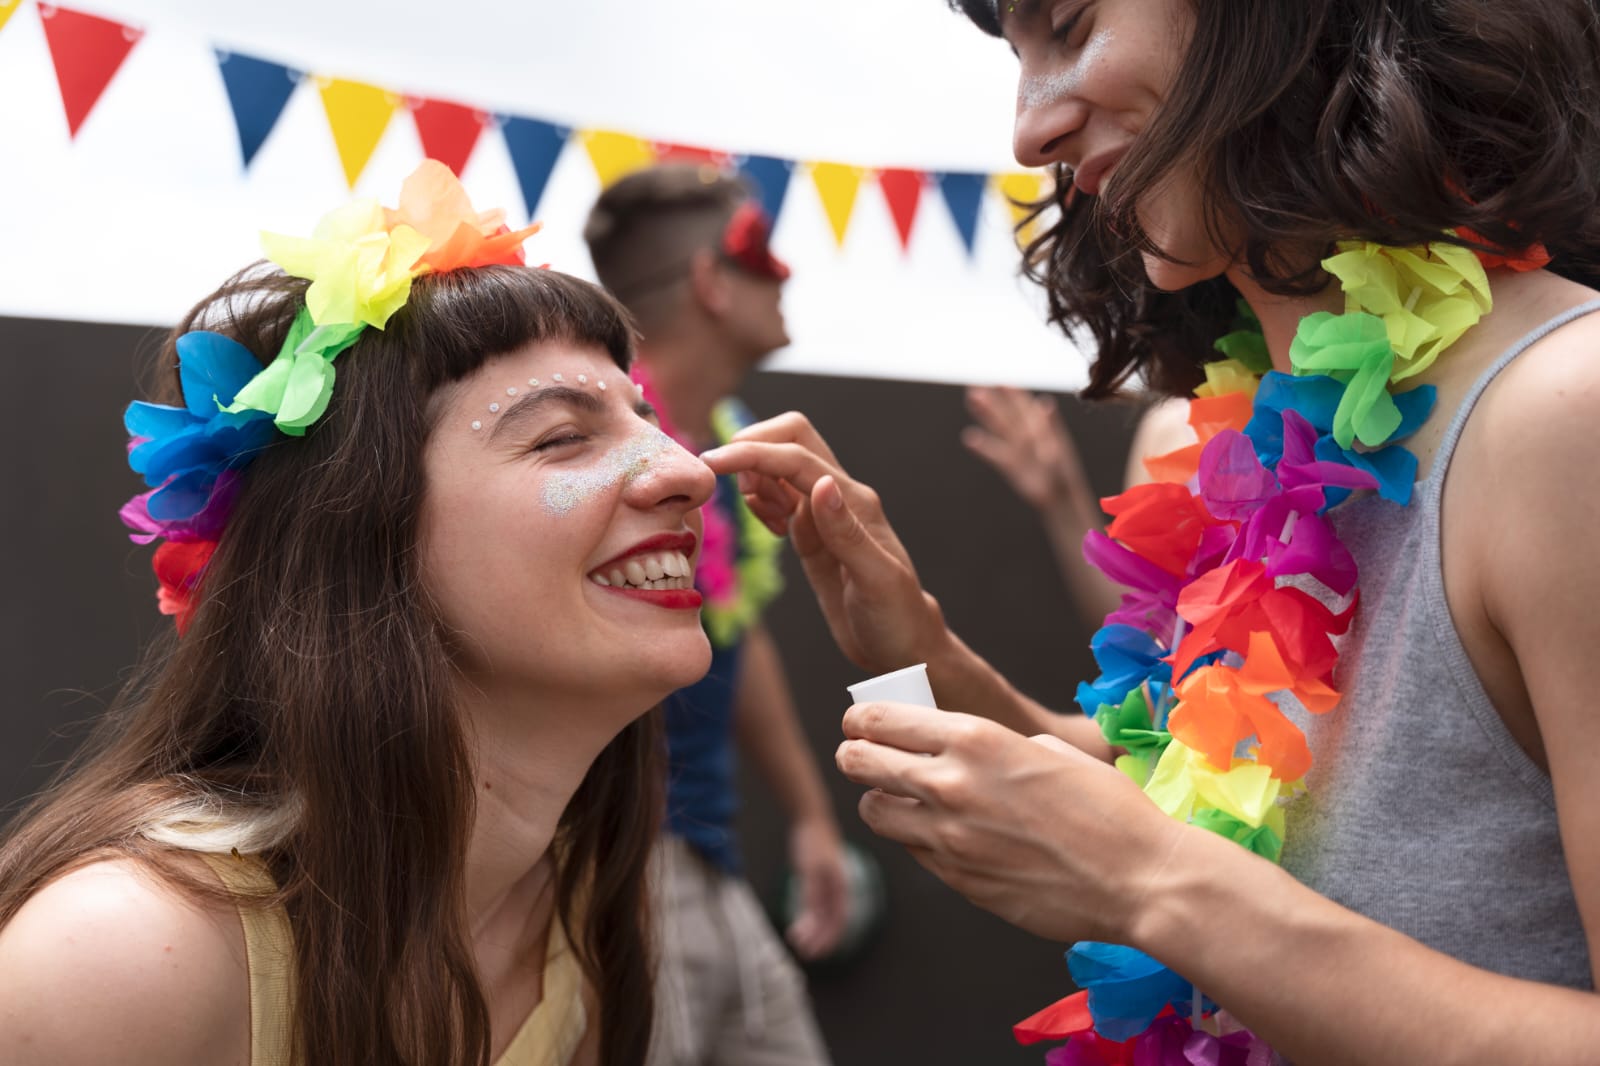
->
<box><xmin>0</xmin><ymin>314</ymin><xmax>1142</xmax><ymax>1065</ymax></box>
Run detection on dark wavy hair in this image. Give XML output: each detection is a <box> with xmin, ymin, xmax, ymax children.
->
<box><xmin>0</xmin><ymin>265</ymin><xmax>660</xmax><ymax>1065</ymax></box>
<box><xmin>950</xmin><ymin>0</ymin><xmax>1600</xmax><ymax>397</ymax></box>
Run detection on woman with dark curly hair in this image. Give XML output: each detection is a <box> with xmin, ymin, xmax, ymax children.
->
<box><xmin>0</xmin><ymin>163</ymin><xmax>715</xmax><ymax>1066</ymax></box>
<box><xmin>703</xmin><ymin>1</ymin><xmax>1600</xmax><ymax>1060</ymax></box>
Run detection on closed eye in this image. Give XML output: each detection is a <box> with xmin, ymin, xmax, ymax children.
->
<box><xmin>531</xmin><ymin>431</ymin><xmax>589</xmax><ymax>453</ymax></box>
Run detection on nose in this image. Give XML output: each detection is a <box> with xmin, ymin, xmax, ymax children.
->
<box><xmin>1012</xmin><ymin>72</ymin><xmax>1088</xmax><ymax>168</ymax></box>
<box><xmin>622</xmin><ymin>429</ymin><xmax>717</xmax><ymax>514</ymax></box>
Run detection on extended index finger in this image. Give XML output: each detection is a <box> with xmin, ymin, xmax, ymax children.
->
<box><xmin>721</xmin><ymin>410</ymin><xmax>845</xmax><ymax>469</ymax></box>
<box><xmin>701</xmin><ymin>439</ymin><xmax>841</xmax><ymax>496</ymax></box>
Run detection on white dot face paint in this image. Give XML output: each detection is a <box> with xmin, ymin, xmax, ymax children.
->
<box><xmin>597</xmin><ymin>381</ymin><xmax>608</xmax><ymax>391</ymax></box>
<box><xmin>553</xmin><ymin>373</ymin><xmax>564</xmax><ymax>383</ymax></box>
<box><xmin>507</xmin><ymin>387</ymin><xmax>518</xmax><ymax>396</ymax></box>
<box><xmin>577</xmin><ymin>374</ymin><xmax>588</xmax><ymax>385</ymax></box>
<box><xmin>471</xmin><ymin>420</ymin><xmax>482</xmax><ymax>431</ymax></box>
<box><xmin>540</xmin><ymin>423</ymin><xmax>679</xmax><ymax>517</ymax></box>
<box><xmin>489</xmin><ymin>402</ymin><xmax>501</xmax><ymax>413</ymax></box>
<box><xmin>529</xmin><ymin>378</ymin><xmax>539</xmax><ymax>387</ymax></box>
<box><xmin>1018</xmin><ymin>29</ymin><xmax>1114</xmax><ymax>110</ymax></box>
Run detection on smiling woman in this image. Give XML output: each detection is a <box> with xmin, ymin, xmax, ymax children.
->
<box><xmin>0</xmin><ymin>165</ymin><xmax>713</xmax><ymax>1066</ymax></box>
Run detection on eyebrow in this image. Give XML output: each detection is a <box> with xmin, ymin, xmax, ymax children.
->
<box><xmin>485</xmin><ymin>384</ymin><xmax>655</xmax><ymax>443</ymax></box>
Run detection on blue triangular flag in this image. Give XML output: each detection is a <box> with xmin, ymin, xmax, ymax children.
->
<box><xmin>738</xmin><ymin>154</ymin><xmax>793</xmax><ymax>224</ymax></box>
<box><xmin>215</xmin><ymin>50</ymin><xmax>298</xmax><ymax>168</ymax></box>
<box><xmin>936</xmin><ymin>172</ymin><xmax>987</xmax><ymax>256</ymax></box>
<box><xmin>501</xmin><ymin>116</ymin><xmax>569</xmax><ymax>219</ymax></box>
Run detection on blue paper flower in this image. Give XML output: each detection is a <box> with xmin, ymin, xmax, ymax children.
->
<box><xmin>1243</xmin><ymin>371</ymin><xmax>1435</xmax><ymax>505</ymax></box>
<box><xmin>1065</xmin><ymin>941</ymin><xmax>1212</xmax><ymax>1042</ymax></box>
<box><xmin>124</xmin><ymin>331</ymin><xmax>276</xmax><ymax>522</ymax></box>
<box><xmin>1075</xmin><ymin>625</ymin><xmax>1173</xmax><ymax>718</ymax></box>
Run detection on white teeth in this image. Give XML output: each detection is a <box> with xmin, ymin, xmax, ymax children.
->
<box><xmin>591</xmin><ymin>550</ymin><xmax>696</xmax><ymax>590</ymax></box>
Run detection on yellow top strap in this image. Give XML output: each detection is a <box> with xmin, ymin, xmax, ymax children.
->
<box><xmin>200</xmin><ymin>852</ymin><xmax>295</xmax><ymax>1066</ymax></box>
<box><xmin>199</xmin><ymin>852</ymin><xmax>587</xmax><ymax>1066</ymax></box>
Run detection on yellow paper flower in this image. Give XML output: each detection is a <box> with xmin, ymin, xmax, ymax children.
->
<box><xmin>1143</xmin><ymin>739</ymin><xmax>1284</xmax><ymax>828</ymax></box>
<box><xmin>1322</xmin><ymin>240</ymin><xmax>1492</xmax><ymax>381</ymax></box>
<box><xmin>1194</xmin><ymin>357</ymin><xmax>1262</xmax><ymax>401</ymax></box>
<box><xmin>261</xmin><ymin>199</ymin><xmax>431</xmax><ymax>330</ymax></box>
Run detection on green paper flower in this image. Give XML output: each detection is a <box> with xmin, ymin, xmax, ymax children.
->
<box><xmin>1289</xmin><ymin>311</ymin><xmax>1400</xmax><ymax>448</ymax></box>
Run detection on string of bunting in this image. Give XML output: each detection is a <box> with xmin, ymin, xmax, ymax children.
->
<box><xmin>5</xmin><ymin>0</ymin><xmax>1048</xmax><ymax>258</ymax></box>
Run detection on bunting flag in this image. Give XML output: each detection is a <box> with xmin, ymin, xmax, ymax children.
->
<box><xmin>501</xmin><ymin>116</ymin><xmax>568</xmax><ymax>219</ymax></box>
<box><xmin>878</xmin><ymin>168</ymin><xmax>925</xmax><ymax>252</ymax></box>
<box><xmin>317</xmin><ymin>77</ymin><xmax>397</xmax><ymax>188</ymax></box>
<box><xmin>654</xmin><ymin>141</ymin><xmax>729</xmax><ymax>168</ymax></box>
<box><xmin>995</xmin><ymin>170</ymin><xmax>1050</xmax><ymax>245</ymax></box>
<box><xmin>216</xmin><ymin>51</ymin><xmax>299</xmax><ymax>168</ymax></box>
<box><xmin>38</xmin><ymin>4</ymin><xmax>143</xmax><ymax>138</ymax></box>
<box><xmin>580</xmin><ymin>129</ymin><xmax>657</xmax><ymax>188</ymax></box>
<box><xmin>738</xmin><ymin>154</ymin><xmax>793</xmax><ymax>224</ymax></box>
<box><xmin>937</xmin><ymin>171</ymin><xmax>988</xmax><ymax>257</ymax></box>
<box><xmin>14</xmin><ymin>9</ymin><xmax>1050</xmax><ymax>263</ymax></box>
<box><xmin>810</xmin><ymin>162</ymin><xmax>864</xmax><ymax>248</ymax></box>
<box><xmin>410</xmin><ymin>97</ymin><xmax>487</xmax><ymax>177</ymax></box>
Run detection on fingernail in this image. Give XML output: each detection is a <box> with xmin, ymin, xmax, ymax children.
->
<box><xmin>826</xmin><ymin>487</ymin><xmax>845</xmax><ymax>511</ymax></box>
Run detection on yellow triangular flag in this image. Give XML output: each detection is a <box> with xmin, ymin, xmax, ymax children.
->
<box><xmin>0</xmin><ymin>0</ymin><xmax>21</xmax><ymax>36</ymax></box>
<box><xmin>995</xmin><ymin>170</ymin><xmax>1050</xmax><ymax>246</ymax></box>
<box><xmin>317</xmin><ymin>78</ymin><xmax>397</xmax><ymax>189</ymax></box>
<box><xmin>810</xmin><ymin>162</ymin><xmax>864</xmax><ymax>248</ymax></box>
<box><xmin>580</xmin><ymin>130</ymin><xmax>657</xmax><ymax>188</ymax></box>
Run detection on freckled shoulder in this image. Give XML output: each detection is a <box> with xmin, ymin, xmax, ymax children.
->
<box><xmin>0</xmin><ymin>856</ymin><xmax>251</xmax><ymax>1066</ymax></box>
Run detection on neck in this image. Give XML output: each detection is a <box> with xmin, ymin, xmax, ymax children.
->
<box><xmin>458</xmin><ymin>683</ymin><xmax>623</xmax><ymax>949</ymax></box>
<box><xmin>1225</xmin><ymin>266</ymin><xmax>1344</xmax><ymax>373</ymax></box>
<box><xmin>636</xmin><ymin>332</ymin><xmax>749</xmax><ymax>443</ymax></box>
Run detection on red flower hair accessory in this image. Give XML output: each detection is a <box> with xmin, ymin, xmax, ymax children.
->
<box><xmin>721</xmin><ymin>201</ymin><xmax>790</xmax><ymax>281</ymax></box>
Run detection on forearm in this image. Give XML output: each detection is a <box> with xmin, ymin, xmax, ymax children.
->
<box><xmin>921</xmin><ymin>625</ymin><xmax>1113</xmax><ymax>761</ymax></box>
<box><xmin>1037</xmin><ymin>495</ymin><xmax>1123</xmax><ymax>627</ymax></box>
<box><xmin>1131</xmin><ymin>827</ymin><xmax>1600</xmax><ymax>1065</ymax></box>
<box><xmin>734</xmin><ymin>625</ymin><xmax>837</xmax><ymax>824</ymax></box>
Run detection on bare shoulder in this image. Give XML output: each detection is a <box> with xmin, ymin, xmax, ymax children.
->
<box><xmin>0</xmin><ymin>855</ymin><xmax>250</xmax><ymax>1065</ymax></box>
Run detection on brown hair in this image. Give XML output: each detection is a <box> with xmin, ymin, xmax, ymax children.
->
<box><xmin>950</xmin><ymin>0</ymin><xmax>1600</xmax><ymax>397</ymax></box>
<box><xmin>584</xmin><ymin>163</ymin><xmax>752</xmax><ymax>326</ymax></box>
<box><xmin>0</xmin><ymin>264</ymin><xmax>660</xmax><ymax>1065</ymax></box>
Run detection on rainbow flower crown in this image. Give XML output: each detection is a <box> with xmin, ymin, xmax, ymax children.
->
<box><xmin>120</xmin><ymin>161</ymin><xmax>542</xmax><ymax>631</ymax></box>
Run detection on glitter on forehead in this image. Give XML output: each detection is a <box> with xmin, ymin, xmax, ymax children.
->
<box><xmin>540</xmin><ymin>423</ymin><xmax>679</xmax><ymax>516</ymax></box>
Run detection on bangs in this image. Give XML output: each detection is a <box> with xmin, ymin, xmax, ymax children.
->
<box><xmin>392</xmin><ymin>266</ymin><xmax>638</xmax><ymax>392</ymax></box>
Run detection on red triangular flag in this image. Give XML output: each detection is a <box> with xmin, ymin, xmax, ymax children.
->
<box><xmin>410</xmin><ymin>97</ymin><xmax>487</xmax><ymax>177</ymax></box>
<box><xmin>653</xmin><ymin>141</ymin><xmax>731</xmax><ymax>169</ymax></box>
<box><xmin>38</xmin><ymin>5</ymin><xmax>142</xmax><ymax>137</ymax></box>
<box><xmin>878</xmin><ymin>167</ymin><xmax>924</xmax><ymax>252</ymax></box>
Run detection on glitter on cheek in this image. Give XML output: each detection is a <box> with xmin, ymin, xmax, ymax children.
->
<box><xmin>1017</xmin><ymin>29</ymin><xmax>1114</xmax><ymax>110</ymax></box>
<box><xmin>538</xmin><ymin>425</ymin><xmax>678</xmax><ymax>517</ymax></box>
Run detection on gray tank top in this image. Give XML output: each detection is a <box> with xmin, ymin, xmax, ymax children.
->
<box><xmin>1277</xmin><ymin>299</ymin><xmax>1600</xmax><ymax>990</ymax></box>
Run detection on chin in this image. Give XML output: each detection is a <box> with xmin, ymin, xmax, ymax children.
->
<box><xmin>1140</xmin><ymin>249</ymin><xmax>1227</xmax><ymax>293</ymax></box>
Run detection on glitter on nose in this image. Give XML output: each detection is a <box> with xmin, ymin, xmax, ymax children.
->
<box><xmin>540</xmin><ymin>425</ymin><xmax>678</xmax><ymax>516</ymax></box>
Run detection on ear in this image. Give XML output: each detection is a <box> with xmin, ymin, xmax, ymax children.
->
<box><xmin>688</xmin><ymin>248</ymin><xmax>732</xmax><ymax>317</ymax></box>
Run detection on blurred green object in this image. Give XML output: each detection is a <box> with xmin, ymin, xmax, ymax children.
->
<box><xmin>768</xmin><ymin>840</ymin><xmax>887</xmax><ymax>976</ymax></box>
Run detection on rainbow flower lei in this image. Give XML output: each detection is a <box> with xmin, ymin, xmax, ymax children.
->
<box><xmin>631</xmin><ymin>363</ymin><xmax>784</xmax><ymax>648</ymax></box>
<box><xmin>120</xmin><ymin>161</ymin><xmax>541</xmax><ymax>632</ymax></box>
<box><xmin>1016</xmin><ymin>235</ymin><xmax>1547</xmax><ymax>1063</ymax></box>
